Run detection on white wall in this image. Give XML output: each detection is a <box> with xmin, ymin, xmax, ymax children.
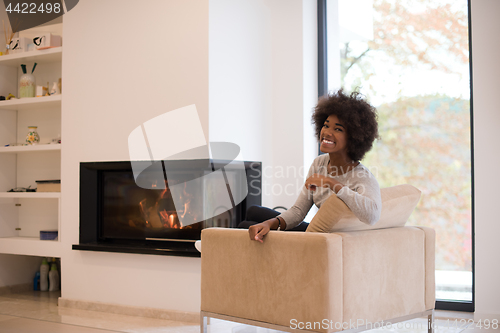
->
<box><xmin>209</xmin><ymin>0</ymin><xmax>317</xmax><ymax>210</ymax></box>
<box><xmin>209</xmin><ymin>0</ymin><xmax>272</xmax><ymax>163</ymax></box>
<box><xmin>60</xmin><ymin>0</ymin><xmax>317</xmax><ymax>313</ymax></box>
<box><xmin>61</xmin><ymin>0</ymin><xmax>208</xmax><ymax>312</ymax></box>
<box><xmin>471</xmin><ymin>0</ymin><xmax>500</xmax><ymax>321</ymax></box>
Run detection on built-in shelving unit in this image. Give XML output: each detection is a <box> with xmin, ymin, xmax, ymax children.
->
<box><xmin>0</xmin><ymin>144</ymin><xmax>61</xmax><ymax>153</ymax></box>
<box><xmin>0</xmin><ymin>47</ymin><xmax>62</xmax><ymax>67</ymax></box>
<box><xmin>0</xmin><ymin>236</ymin><xmax>62</xmax><ymax>257</ymax></box>
<box><xmin>0</xmin><ymin>192</ymin><xmax>61</xmax><ymax>199</ymax></box>
<box><xmin>0</xmin><ymin>30</ymin><xmax>63</xmax><ymax>257</ymax></box>
<box><xmin>0</xmin><ymin>94</ymin><xmax>62</xmax><ymax>111</ymax></box>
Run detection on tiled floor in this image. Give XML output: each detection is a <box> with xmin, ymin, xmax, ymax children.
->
<box><xmin>0</xmin><ymin>291</ymin><xmax>199</xmax><ymax>333</ymax></box>
<box><xmin>0</xmin><ymin>291</ymin><xmax>494</xmax><ymax>333</ymax></box>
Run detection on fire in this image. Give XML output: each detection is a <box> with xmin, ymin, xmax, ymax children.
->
<box><xmin>158</xmin><ymin>210</ymin><xmax>181</xmax><ymax>229</ymax></box>
<box><xmin>139</xmin><ymin>179</ymin><xmax>199</xmax><ymax>229</ymax></box>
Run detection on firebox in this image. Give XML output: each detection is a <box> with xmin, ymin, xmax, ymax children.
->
<box><xmin>73</xmin><ymin>160</ymin><xmax>261</xmax><ymax>257</ymax></box>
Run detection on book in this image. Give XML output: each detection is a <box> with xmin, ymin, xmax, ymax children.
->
<box><xmin>35</xmin><ymin>180</ymin><xmax>61</xmax><ymax>192</ymax></box>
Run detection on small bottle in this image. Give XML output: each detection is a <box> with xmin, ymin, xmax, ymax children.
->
<box><xmin>49</xmin><ymin>262</ymin><xmax>59</xmax><ymax>291</ymax></box>
<box><xmin>40</xmin><ymin>258</ymin><xmax>49</xmax><ymax>291</ymax></box>
<box><xmin>33</xmin><ymin>272</ymin><xmax>40</xmax><ymax>291</ymax></box>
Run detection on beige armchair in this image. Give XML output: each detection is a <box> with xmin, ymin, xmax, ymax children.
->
<box><xmin>200</xmin><ymin>185</ymin><xmax>435</xmax><ymax>333</ymax></box>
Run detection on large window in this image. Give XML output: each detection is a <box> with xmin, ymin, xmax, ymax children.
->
<box><xmin>322</xmin><ymin>0</ymin><xmax>473</xmax><ymax>308</ymax></box>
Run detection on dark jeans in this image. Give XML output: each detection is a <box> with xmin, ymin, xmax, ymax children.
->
<box><xmin>237</xmin><ymin>205</ymin><xmax>309</xmax><ymax>231</ymax></box>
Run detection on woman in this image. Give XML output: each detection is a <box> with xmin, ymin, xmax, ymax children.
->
<box><xmin>241</xmin><ymin>89</ymin><xmax>382</xmax><ymax>242</ymax></box>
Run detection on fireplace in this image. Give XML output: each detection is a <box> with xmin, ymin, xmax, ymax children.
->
<box><xmin>73</xmin><ymin>160</ymin><xmax>261</xmax><ymax>257</ymax></box>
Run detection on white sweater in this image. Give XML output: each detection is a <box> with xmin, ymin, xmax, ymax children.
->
<box><xmin>279</xmin><ymin>154</ymin><xmax>382</xmax><ymax>230</ymax></box>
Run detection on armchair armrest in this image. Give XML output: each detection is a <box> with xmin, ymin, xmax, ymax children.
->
<box><xmin>201</xmin><ymin>228</ymin><xmax>343</xmax><ymax>329</ymax></box>
<box><xmin>414</xmin><ymin>226</ymin><xmax>436</xmax><ymax>310</ymax></box>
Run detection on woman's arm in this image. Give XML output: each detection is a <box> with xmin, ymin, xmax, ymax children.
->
<box><xmin>305</xmin><ymin>174</ymin><xmax>344</xmax><ymax>193</ymax></box>
<box><xmin>304</xmin><ymin>168</ymin><xmax>382</xmax><ymax>225</ymax></box>
<box><xmin>249</xmin><ymin>182</ymin><xmax>314</xmax><ymax>241</ymax></box>
<box><xmin>335</xmin><ymin>172</ymin><xmax>382</xmax><ymax>225</ymax></box>
<box><xmin>248</xmin><ymin>163</ymin><xmax>318</xmax><ymax>241</ymax></box>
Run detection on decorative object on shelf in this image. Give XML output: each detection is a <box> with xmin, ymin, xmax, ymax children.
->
<box><xmin>44</xmin><ymin>81</ymin><xmax>50</xmax><ymax>96</ymax></box>
<box><xmin>26</xmin><ymin>126</ymin><xmax>40</xmax><ymax>145</ymax></box>
<box><xmin>2</xmin><ymin>19</ymin><xmax>19</xmax><ymax>55</ymax></box>
<box><xmin>50</xmin><ymin>135</ymin><xmax>61</xmax><ymax>144</ymax></box>
<box><xmin>35</xmin><ymin>179</ymin><xmax>61</xmax><ymax>192</ymax></box>
<box><xmin>10</xmin><ymin>37</ymin><xmax>30</xmax><ymax>54</ymax></box>
<box><xmin>26</xmin><ymin>41</ymin><xmax>36</xmax><ymax>52</ymax></box>
<box><xmin>50</xmin><ymin>81</ymin><xmax>60</xmax><ymax>95</ymax></box>
<box><xmin>6</xmin><ymin>93</ymin><xmax>16</xmax><ymax>100</ymax></box>
<box><xmin>36</xmin><ymin>85</ymin><xmax>48</xmax><ymax>97</ymax></box>
<box><xmin>19</xmin><ymin>71</ymin><xmax>35</xmax><ymax>97</ymax></box>
<box><xmin>0</xmin><ymin>96</ymin><xmax>4</xmax><ymax>100</ymax></box>
<box><xmin>19</xmin><ymin>63</ymin><xmax>37</xmax><ymax>98</ymax></box>
<box><xmin>7</xmin><ymin>185</ymin><xmax>35</xmax><ymax>192</ymax></box>
<box><xmin>40</xmin><ymin>230</ymin><xmax>58</xmax><ymax>241</ymax></box>
<box><xmin>58</xmin><ymin>78</ymin><xmax>62</xmax><ymax>93</ymax></box>
<box><xmin>33</xmin><ymin>33</ymin><xmax>62</xmax><ymax>50</ymax></box>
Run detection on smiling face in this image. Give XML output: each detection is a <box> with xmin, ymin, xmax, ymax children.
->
<box><xmin>319</xmin><ymin>115</ymin><xmax>349</xmax><ymax>157</ymax></box>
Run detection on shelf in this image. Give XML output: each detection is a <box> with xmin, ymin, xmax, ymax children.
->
<box><xmin>0</xmin><ymin>47</ymin><xmax>62</xmax><ymax>67</ymax></box>
<box><xmin>0</xmin><ymin>237</ymin><xmax>61</xmax><ymax>257</ymax></box>
<box><xmin>0</xmin><ymin>94</ymin><xmax>62</xmax><ymax>111</ymax></box>
<box><xmin>0</xmin><ymin>192</ymin><xmax>61</xmax><ymax>199</ymax></box>
<box><xmin>0</xmin><ymin>144</ymin><xmax>61</xmax><ymax>153</ymax></box>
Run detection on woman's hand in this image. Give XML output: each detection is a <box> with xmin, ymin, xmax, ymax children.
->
<box><xmin>305</xmin><ymin>174</ymin><xmax>332</xmax><ymax>190</ymax></box>
<box><xmin>248</xmin><ymin>218</ymin><xmax>279</xmax><ymax>243</ymax></box>
<box><xmin>305</xmin><ymin>174</ymin><xmax>344</xmax><ymax>193</ymax></box>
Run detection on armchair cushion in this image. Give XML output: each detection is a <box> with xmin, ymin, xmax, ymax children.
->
<box><xmin>306</xmin><ymin>184</ymin><xmax>421</xmax><ymax>233</ymax></box>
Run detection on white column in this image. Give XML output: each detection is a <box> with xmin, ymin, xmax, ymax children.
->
<box><xmin>471</xmin><ymin>0</ymin><xmax>500</xmax><ymax>321</ymax></box>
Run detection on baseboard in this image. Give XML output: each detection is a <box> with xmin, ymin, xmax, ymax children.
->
<box><xmin>58</xmin><ymin>297</ymin><xmax>199</xmax><ymax>323</ymax></box>
<box><xmin>474</xmin><ymin>312</ymin><xmax>500</xmax><ymax>322</ymax></box>
<box><xmin>435</xmin><ymin>310</ymin><xmax>474</xmax><ymax>320</ymax></box>
<box><xmin>0</xmin><ymin>283</ymin><xmax>32</xmax><ymax>296</ymax></box>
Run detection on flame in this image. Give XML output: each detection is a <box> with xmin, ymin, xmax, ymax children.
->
<box><xmin>138</xmin><ymin>178</ymin><xmax>201</xmax><ymax>229</ymax></box>
<box><xmin>158</xmin><ymin>210</ymin><xmax>182</xmax><ymax>229</ymax></box>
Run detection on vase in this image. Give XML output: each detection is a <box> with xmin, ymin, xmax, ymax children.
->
<box><xmin>19</xmin><ymin>73</ymin><xmax>36</xmax><ymax>98</ymax></box>
<box><xmin>50</xmin><ymin>81</ymin><xmax>61</xmax><ymax>95</ymax></box>
<box><xmin>26</xmin><ymin>126</ymin><xmax>40</xmax><ymax>145</ymax></box>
